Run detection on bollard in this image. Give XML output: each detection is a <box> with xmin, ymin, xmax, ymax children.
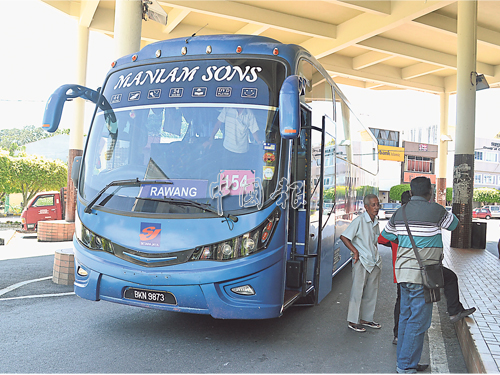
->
<box><xmin>53</xmin><ymin>248</ymin><xmax>75</xmax><ymax>285</ymax></box>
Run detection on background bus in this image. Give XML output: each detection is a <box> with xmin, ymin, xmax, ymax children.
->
<box><xmin>43</xmin><ymin>34</ymin><xmax>378</xmax><ymax>319</ymax></box>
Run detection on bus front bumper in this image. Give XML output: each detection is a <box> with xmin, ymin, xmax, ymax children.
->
<box><xmin>73</xmin><ymin>242</ymin><xmax>285</xmax><ymax>320</ymax></box>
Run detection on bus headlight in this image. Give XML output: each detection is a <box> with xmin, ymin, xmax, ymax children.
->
<box><xmin>75</xmin><ymin>214</ymin><xmax>114</xmax><ymax>254</ymax></box>
<box><xmin>190</xmin><ymin>209</ymin><xmax>280</xmax><ymax>261</ymax></box>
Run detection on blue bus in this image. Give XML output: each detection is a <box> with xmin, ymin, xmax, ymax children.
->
<box><xmin>43</xmin><ymin>35</ymin><xmax>378</xmax><ymax>319</ymax></box>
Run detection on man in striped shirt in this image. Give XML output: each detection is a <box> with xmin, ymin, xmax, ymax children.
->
<box><xmin>381</xmin><ymin>177</ymin><xmax>459</xmax><ymax>373</ymax></box>
<box><xmin>204</xmin><ymin>107</ymin><xmax>261</xmax><ymax>154</ymax></box>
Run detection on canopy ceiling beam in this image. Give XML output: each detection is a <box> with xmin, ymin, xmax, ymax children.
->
<box><xmin>402</xmin><ymin>63</ymin><xmax>446</xmax><ymax>80</ymax></box>
<box><xmin>333</xmin><ymin>0</ymin><xmax>391</xmax><ymax>16</ymax></box>
<box><xmin>357</xmin><ymin>35</ymin><xmax>495</xmax><ymax>77</ymax></box>
<box><xmin>79</xmin><ymin>0</ymin><xmax>100</xmax><ymax>27</ymax></box>
<box><xmin>235</xmin><ymin>23</ymin><xmax>270</xmax><ymax>35</ymax></box>
<box><xmin>163</xmin><ymin>8</ymin><xmax>190</xmax><ymax>34</ymax></box>
<box><xmin>414</xmin><ymin>12</ymin><xmax>500</xmax><ymax>49</ymax></box>
<box><xmin>353</xmin><ymin>50</ymin><xmax>393</xmax><ymax>70</ymax></box>
<box><xmin>300</xmin><ymin>0</ymin><xmax>453</xmax><ymax>59</ymax></box>
<box><xmin>158</xmin><ymin>1</ymin><xmax>337</xmax><ymax>39</ymax></box>
<box><xmin>320</xmin><ymin>54</ymin><xmax>445</xmax><ymax>93</ymax></box>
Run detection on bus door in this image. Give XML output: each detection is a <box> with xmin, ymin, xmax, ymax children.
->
<box><xmin>285</xmin><ymin>106</ymin><xmax>313</xmax><ymax>306</ymax></box>
<box><xmin>314</xmin><ymin>115</ymin><xmax>336</xmax><ymax>304</ymax></box>
<box><xmin>285</xmin><ymin>106</ymin><xmax>334</xmax><ymax>304</ymax></box>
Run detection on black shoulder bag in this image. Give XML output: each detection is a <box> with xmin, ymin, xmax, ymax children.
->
<box><xmin>402</xmin><ymin>204</ymin><xmax>444</xmax><ymax>303</ymax></box>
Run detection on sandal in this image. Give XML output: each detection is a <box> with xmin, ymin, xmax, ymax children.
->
<box><xmin>361</xmin><ymin>321</ymin><xmax>381</xmax><ymax>329</ymax></box>
<box><xmin>348</xmin><ymin>323</ymin><xmax>366</xmax><ymax>332</ymax></box>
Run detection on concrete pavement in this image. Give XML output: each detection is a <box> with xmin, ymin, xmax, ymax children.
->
<box><xmin>0</xmin><ymin>216</ymin><xmax>499</xmax><ymax>372</ymax></box>
<box><xmin>443</xmin><ymin>230</ymin><xmax>500</xmax><ymax>373</ymax></box>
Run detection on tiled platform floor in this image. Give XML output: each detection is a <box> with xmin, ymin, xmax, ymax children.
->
<box><xmin>443</xmin><ymin>230</ymin><xmax>500</xmax><ymax>373</ymax></box>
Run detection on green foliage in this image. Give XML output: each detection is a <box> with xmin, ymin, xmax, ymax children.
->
<box><xmin>446</xmin><ymin>187</ymin><xmax>453</xmax><ymax>203</ymax></box>
<box><xmin>0</xmin><ymin>150</ymin><xmax>16</xmax><ymax>200</ymax></box>
<box><xmin>473</xmin><ymin>187</ymin><xmax>500</xmax><ymax>204</ymax></box>
<box><xmin>389</xmin><ymin>184</ymin><xmax>411</xmax><ymax>202</ymax></box>
<box><xmin>323</xmin><ymin>187</ymin><xmax>335</xmax><ymax>201</ymax></box>
<box><xmin>0</xmin><ymin>125</ymin><xmax>69</xmax><ymax>153</ymax></box>
<box><xmin>1</xmin><ymin>152</ymin><xmax>67</xmax><ymax>208</ymax></box>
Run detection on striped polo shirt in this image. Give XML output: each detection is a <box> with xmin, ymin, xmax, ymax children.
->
<box><xmin>218</xmin><ymin>107</ymin><xmax>259</xmax><ymax>153</ymax></box>
<box><xmin>381</xmin><ymin>196</ymin><xmax>459</xmax><ymax>284</ymax></box>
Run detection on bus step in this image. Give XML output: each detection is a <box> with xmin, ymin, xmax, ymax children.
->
<box><xmin>283</xmin><ymin>289</ymin><xmax>301</xmax><ymax>310</ymax></box>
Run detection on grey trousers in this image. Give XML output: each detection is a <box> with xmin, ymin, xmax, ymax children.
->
<box><xmin>347</xmin><ymin>261</ymin><xmax>381</xmax><ymax>324</ymax></box>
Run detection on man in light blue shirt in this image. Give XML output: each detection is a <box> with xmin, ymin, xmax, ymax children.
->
<box><xmin>340</xmin><ymin>194</ymin><xmax>382</xmax><ymax>333</ymax></box>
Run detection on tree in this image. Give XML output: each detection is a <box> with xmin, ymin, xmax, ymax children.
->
<box><xmin>9</xmin><ymin>155</ymin><xmax>67</xmax><ymax>208</ymax></box>
<box><xmin>446</xmin><ymin>187</ymin><xmax>453</xmax><ymax>203</ymax></box>
<box><xmin>473</xmin><ymin>187</ymin><xmax>500</xmax><ymax>205</ymax></box>
<box><xmin>389</xmin><ymin>184</ymin><xmax>411</xmax><ymax>202</ymax></box>
<box><xmin>323</xmin><ymin>187</ymin><xmax>335</xmax><ymax>201</ymax></box>
<box><xmin>0</xmin><ymin>125</ymin><xmax>69</xmax><ymax>152</ymax></box>
<box><xmin>0</xmin><ymin>150</ymin><xmax>16</xmax><ymax>201</ymax></box>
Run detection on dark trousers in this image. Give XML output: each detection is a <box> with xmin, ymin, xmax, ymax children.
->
<box><xmin>393</xmin><ymin>266</ymin><xmax>464</xmax><ymax>337</ymax></box>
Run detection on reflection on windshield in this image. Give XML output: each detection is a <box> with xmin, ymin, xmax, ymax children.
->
<box><xmin>81</xmin><ymin>105</ymin><xmax>281</xmax><ymax>215</ymax></box>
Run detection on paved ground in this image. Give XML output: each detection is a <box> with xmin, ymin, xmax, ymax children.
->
<box><xmin>2</xmin><ymin>214</ymin><xmax>497</xmax><ymax>372</ymax></box>
<box><xmin>444</xmin><ymin>228</ymin><xmax>500</xmax><ymax>373</ymax></box>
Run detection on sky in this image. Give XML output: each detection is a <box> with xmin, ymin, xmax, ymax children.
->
<box><xmin>1</xmin><ymin>0</ymin><xmax>500</xmax><ymax>141</ymax></box>
<box><xmin>0</xmin><ymin>0</ymin><xmax>114</xmax><ymax>132</ymax></box>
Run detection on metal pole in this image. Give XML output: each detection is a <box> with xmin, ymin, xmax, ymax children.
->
<box><xmin>451</xmin><ymin>0</ymin><xmax>477</xmax><ymax>249</ymax></box>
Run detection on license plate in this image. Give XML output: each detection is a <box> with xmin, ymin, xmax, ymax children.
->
<box><xmin>124</xmin><ymin>288</ymin><xmax>176</xmax><ymax>305</ymax></box>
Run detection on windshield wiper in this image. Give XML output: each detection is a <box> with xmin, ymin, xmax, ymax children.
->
<box><xmin>138</xmin><ymin>196</ymin><xmax>238</xmax><ymax>223</ymax></box>
<box><xmin>84</xmin><ymin>178</ymin><xmax>173</xmax><ymax>214</ymax></box>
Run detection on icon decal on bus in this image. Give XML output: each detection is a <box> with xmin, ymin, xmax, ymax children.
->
<box><xmin>263</xmin><ymin>166</ymin><xmax>274</xmax><ymax>180</ymax></box>
<box><xmin>140</xmin><ymin>223</ymin><xmax>161</xmax><ymax>247</ymax></box>
<box><xmin>215</xmin><ymin>87</ymin><xmax>232</xmax><ymax>97</ymax></box>
<box><xmin>192</xmin><ymin>87</ymin><xmax>207</xmax><ymax>97</ymax></box>
<box><xmin>128</xmin><ymin>91</ymin><xmax>141</xmax><ymax>101</ymax></box>
<box><xmin>169</xmin><ymin>88</ymin><xmax>184</xmax><ymax>98</ymax></box>
<box><xmin>147</xmin><ymin>89</ymin><xmax>161</xmax><ymax>99</ymax></box>
<box><xmin>111</xmin><ymin>94</ymin><xmax>122</xmax><ymax>103</ymax></box>
<box><xmin>263</xmin><ymin>152</ymin><xmax>275</xmax><ymax>163</ymax></box>
<box><xmin>241</xmin><ymin>88</ymin><xmax>258</xmax><ymax>98</ymax></box>
<box><xmin>263</xmin><ymin>143</ymin><xmax>276</xmax><ymax>151</ymax></box>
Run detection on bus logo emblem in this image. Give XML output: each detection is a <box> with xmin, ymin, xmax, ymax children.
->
<box><xmin>241</xmin><ymin>88</ymin><xmax>257</xmax><ymax>98</ymax></box>
<box><xmin>192</xmin><ymin>87</ymin><xmax>207</xmax><ymax>97</ymax></box>
<box><xmin>169</xmin><ymin>88</ymin><xmax>184</xmax><ymax>98</ymax></box>
<box><xmin>216</xmin><ymin>87</ymin><xmax>232</xmax><ymax>97</ymax></box>
<box><xmin>128</xmin><ymin>91</ymin><xmax>141</xmax><ymax>101</ymax></box>
<box><xmin>147</xmin><ymin>89</ymin><xmax>161</xmax><ymax>99</ymax></box>
<box><xmin>140</xmin><ymin>223</ymin><xmax>161</xmax><ymax>247</ymax></box>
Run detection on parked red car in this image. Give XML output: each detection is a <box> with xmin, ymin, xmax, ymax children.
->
<box><xmin>474</xmin><ymin>207</ymin><xmax>492</xmax><ymax>219</ymax></box>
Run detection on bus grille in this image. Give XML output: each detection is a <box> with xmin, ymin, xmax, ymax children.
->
<box><xmin>113</xmin><ymin>243</ymin><xmax>195</xmax><ymax>267</ymax></box>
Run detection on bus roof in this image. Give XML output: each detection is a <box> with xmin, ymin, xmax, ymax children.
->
<box><xmin>111</xmin><ymin>34</ymin><xmax>311</xmax><ymax>73</ymax></box>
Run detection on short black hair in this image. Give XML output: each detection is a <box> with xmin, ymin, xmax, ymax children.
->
<box><xmin>401</xmin><ymin>190</ymin><xmax>411</xmax><ymax>205</ymax></box>
<box><xmin>410</xmin><ymin>177</ymin><xmax>432</xmax><ymax>197</ymax></box>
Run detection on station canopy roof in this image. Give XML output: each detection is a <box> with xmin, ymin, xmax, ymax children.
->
<box><xmin>42</xmin><ymin>0</ymin><xmax>500</xmax><ymax>94</ymax></box>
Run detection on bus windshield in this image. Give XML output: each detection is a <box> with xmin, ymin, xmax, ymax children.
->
<box><xmin>80</xmin><ymin>59</ymin><xmax>286</xmax><ymax>217</ymax></box>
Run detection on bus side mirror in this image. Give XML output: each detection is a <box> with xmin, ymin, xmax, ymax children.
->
<box><xmin>279</xmin><ymin>75</ymin><xmax>304</xmax><ymax>139</ymax></box>
<box><xmin>71</xmin><ymin>156</ymin><xmax>82</xmax><ymax>189</ymax></box>
<box><xmin>42</xmin><ymin>84</ymin><xmax>115</xmax><ymax>133</ymax></box>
